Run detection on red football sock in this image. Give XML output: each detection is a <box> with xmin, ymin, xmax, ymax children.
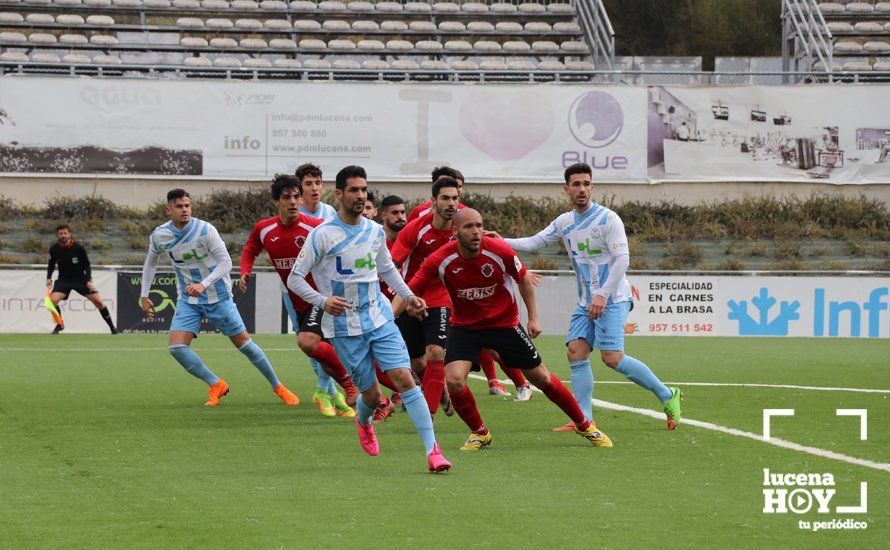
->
<box><xmin>540</xmin><ymin>373</ymin><xmax>588</xmax><ymax>428</ymax></box>
<box><xmin>421</xmin><ymin>359</ymin><xmax>445</xmax><ymax>415</ymax></box>
<box><xmin>310</xmin><ymin>341</ymin><xmax>353</xmax><ymax>389</ymax></box>
<box><xmin>451</xmin><ymin>386</ymin><xmax>486</xmax><ymax>434</ymax></box>
<box><xmin>477</xmin><ymin>350</ymin><xmax>498</xmax><ymax>382</ymax></box>
<box><xmin>374</xmin><ymin>361</ymin><xmax>398</xmax><ymax>392</ymax></box>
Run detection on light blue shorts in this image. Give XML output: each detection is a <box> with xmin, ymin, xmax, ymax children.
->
<box><xmin>566</xmin><ymin>300</ymin><xmax>632</xmax><ymax>351</ymax></box>
<box><xmin>330</xmin><ymin>320</ymin><xmax>411</xmax><ymax>392</ymax></box>
<box><xmin>170</xmin><ymin>298</ymin><xmax>246</xmax><ymax>337</ymax></box>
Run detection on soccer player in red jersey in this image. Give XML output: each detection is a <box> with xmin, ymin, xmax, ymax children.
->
<box><xmin>408</xmin><ymin>208</ymin><xmax>613</xmax><ymax>451</ymax></box>
<box><xmin>406</xmin><ymin>166</ymin><xmax>466</xmax><ymax>222</ymax></box>
<box><xmin>390</xmin><ymin>178</ymin><xmax>460</xmax><ymax>415</ymax></box>
<box><xmin>239</xmin><ymin>174</ymin><xmax>359</xmax><ymax>417</ymax></box>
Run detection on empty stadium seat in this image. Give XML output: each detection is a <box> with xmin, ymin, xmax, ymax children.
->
<box><xmin>473</xmin><ymin>40</ymin><xmax>501</xmax><ymax>51</ymax></box>
<box><xmin>409</xmin><ymin>21</ymin><xmax>436</xmax><ymax>32</ymax></box>
<box><xmin>479</xmin><ymin>59</ymin><xmax>506</xmax><ymax>70</ymax></box>
<box><xmin>439</xmin><ymin>21</ymin><xmax>466</xmax><ymax>32</ymax></box>
<box><xmin>390</xmin><ymin>59</ymin><xmax>418</xmax><ymax>69</ymax></box>
<box><xmin>206</xmin><ymin>18</ymin><xmax>234</xmax><ymax>29</ymax></box>
<box><xmin>303</xmin><ymin>59</ymin><xmax>331</xmax><ymax>68</ymax></box>
<box><xmin>854</xmin><ymin>22</ymin><xmax>883</xmax><ymax>32</ymax></box>
<box><xmin>496</xmin><ymin>22</ymin><xmax>523</xmax><ymax>33</ymax></box>
<box><xmin>553</xmin><ymin>22</ymin><xmax>581</xmax><ymax>32</ymax></box>
<box><xmin>835</xmin><ymin>40</ymin><xmax>863</xmax><ymax>53</ymax></box>
<box><xmin>518</xmin><ymin>2</ymin><xmax>546</xmax><ymax>14</ymax></box>
<box><xmin>260</xmin><ymin>0</ymin><xmax>286</xmax><ymax>9</ymax></box>
<box><xmin>332</xmin><ymin>59</ymin><xmax>361</xmax><ymax>69</ymax></box>
<box><xmin>361</xmin><ymin>59</ymin><xmax>388</xmax><ymax>69</ymax></box>
<box><xmin>145</xmin><ymin>0</ymin><xmax>171</xmax><ymax>7</ymax></box>
<box><xmin>181</xmin><ymin>36</ymin><xmax>208</xmax><ymax>46</ymax></box>
<box><xmin>240</xmin><ymin>38</ymin><xmax>267</xmax><ymax>48</ymax></box>
<box><xmin>210</xmin><ymin>37</ymin><xmax>237</xmax><ymax>47</ymax></box>
<box><xmin>269</xmin><ymin>38</ymin><xmax>296</xmax><ymax>49</ymax></box>
<box><xmin>524</xmin><ymin>21</ymin><xmax>552</xmax><ymax>32</ymax></box>
<box><xmin>328</xmin><ymin>39</ymin><xmax>356</xmax><ymax>50</ymax></box>
<box><xmin>90</xmin><ymin>34</ymin><xmax>118</xmax><ymax>45</ymax></box>
<box><xmin>538</xmin><ymin>60</ymin><xmax>566</xmax><ymax>70</ymax></box>
<box><xmin>244</xmin><ymin>57</ymin><xmax>272</xmax><ymax>67</ymax></box>
<box><xmin>380</xmin><ymin>20</ymin><xmax>407</xmax><ymax>31</ymax></box>
<box><xmin>375</xmin><ymin>2</ymin><xmax>402</xmax><ymax>12</ymax></box>
<box><xmin>843</xmin><ymin>60</ymin><xmax>872</xmax><ymax>71</ymax></box>
<box><xmin>450</xmin><ymin>59</ymin><xmax>478</xmax><ymax>70</ymax></box>
<box><xmin>87</xmin><ymin>15</ymin><xmax>114</xmax><ymax>25</ymax></box>
<box><xmin>60</xmin><ymin>33</ymin><xmax>89</xmax><ymax>44</ymax></box>
<box><xmin>323</xmin><ymin>19</ymin><xmax>350</xmax><ymax>30</ymax></box>
<box><xmin>566</xmin><ymin>60</ymin><xmax>595</xmax><ymax>70</ymax></box>
<box><xmin>420</xmin><ymin>59</ymin><xmax>447</xmax><ymax>69</ymax></box>
<box><xmin>92</xmin><ymin>54</ymin><xmax>121</xmax><ymax>64</ymax></box>
<box><xmin>235</xmin><ymin>19</ymin><xmax>263</xmax><ymax>30</ymax></box>
<box><xmin>293</xmin><ymin>20</ymin><xmax>321</xmax><ymax>30</ymax></box>
<box><xmin>461</xmin><ymin>2</ymin><xmax>488</xmax><ymax>13</ymax></box>
<box><xmin>213</xmin><ymin>56</ymin><xmax>241</xmax><ymax>67</ymax></box>
<box><xmin>561</xmin><ymin>41</ymin><xmax>590</xmax><ymax>53</ymax></box>
<box><xmin>173</xmin><ymin>0</ymin><xmax>199</xmax><ymax>7</ymax></box>
<box><xmin>877</xmin><ymin>2</ymin><xmax>890</xmax><ymax>13</ymax></box>
<box><xmin>503</xmin><ymin>40</ymin><xmax>531</xmax><ymax>52</ymax></box>
<box><xmin>177</xmin><ymin>17</ymin><xmax>204</xmax><ymax>28</ymax></box>
<box><xmin>57</xmin><ymin>14</ymin><xmax>86</xmax><ymax>24</ymax></box>
<box><xmin>433</xmin><ymin>3</ymin><xmax>460</xmax><ymax>13</ymax></box>
<box><xmin>299</xmin><ymin>38</ymin><xmax>326</xmax><ymax>49</ymax></box>
<box><xmin>264</xmin><ymin>19</ymin><xmax>291</xmax><ymax>29</ymax></box>
<box><xmin>818</xmin><ymin>2</ymin><xmax>844</xmax><ymax>14</ymax></box>
<box><xmin>31</xmin><ymin>52</ymin><xmax>62</xmax><ymax>62</ymax></box>
<box><xmin>827</xmin><ymin>22</ymin><xmax>853</xmax><ymax>33</ymax></box>
<box><xmin>490</xmin><ymin>2</ymin><xmax>517</xmax><ymax>13</ymax></box>
<box><xmin>183</xmin><ymin>55</ymin><xmax>212</xmax><ymax>66</ymax></box>
<box><xmin>290</xmin><ymin>1</ymin><xmax>317</xmax><ymax>11</ymax></box>
<box><xmin>29</xmin><ymin>33</ymin><xmax>58</xmax><ymax>44</ymax></box>
<box><xmin>348</xmin><ymin>1</ymin><xmax>373</xmax><ymax>12</ymax></box>
<box><xmin>26</xmin><ymin>13</ymin><xmax>54</xmax><ymax>23</ymax></box>
<box><xmin>416</xmin><ymin>40</ymin><xmax>443</xmax><ymax>51</ymax></box>
<box><xmin>56</xmin><ymin>0</ymin><xmax>83</xmax><ymax>5</ymax></box>
<box><xmin>85</xmin><ymin>0</ymin><xmax>112</xmax><ymax>5</ymax></box>
<box><xmin>385</xmin><ymin>39</ymin><xmax>412</xmax><ymax>50</ymax></box>
<box><xmin>444</xmin><ymin>39</ymin><xmax>471</xmax><ymax>51</ymax></box>
<box><xmin>0</xmin><ymin>12</ymin><xmax>24</xmax><ymax>23</ymax></box>
<box><xmin>272</xmin><ymin>58</ymin><xmax>301</xmax><ymax>67</ymax></box>
<box><xmin>532</xmin><ymin>40</ymin><xmax>560</xmax><ymax>53</ymax></box>
<box><xmin>547</xmin><ymin>3</ymin><xmax>574</xmax><ymax>13</ymax></box>
<box><xmin>846</xmin><ymin>2</ymin><xmax>874</xmax><ymax>14</ymax></box>
<box><xmin>873</xmin><ymin>61</ymin><xmax>890</xmax><ymax>70</ymax></box>
<box><xmin>507</xmin><ymin>59</ymin><xmax>535</xmax><ymax>70</ymax></box>
<box><xmin>357</xmin><ymin>39</ymin><xmax>384</xmax><ymax>50</ymax></box>
<box><xmin>202</xmin><ymin>0</ymin><xmax>227</xmax><ymax>7</ymax></box>
<box><xmin>467</xmin><ymin>21</ymin><xmax>494</xmax><ymax>32</ymax></box>
<box><xmin>0</xmin><ymin>51</ymin><xmax>29</xmax><ymax>61</ymax></box>
<box><xmin>863</xmin><ymin>41</ymin><xmax>890</xmax><ymax>52</ymax></box>
<box><xmin>318</xmin><ymin>1</ymin><xmax>346</xmax><ymax>11</ymax></box>
<box><xmin>352</xmin><ymin>20</ymin><xmax>379</xmax><ymax>31</ymax></box>
<box><xmin>0</xmin><ymin>32</ymin><xmax>28</xmax><ymax>43</ymax></box>
<box><xmin>404</xmin><ymin>2</ymin><xmax>431</xmax><ymax>13</ymax></box>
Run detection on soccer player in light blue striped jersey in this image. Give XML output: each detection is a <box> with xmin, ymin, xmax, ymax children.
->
<box><xmin>140</xmin><ymin>189</ymin><xmax>299</xmax><ymax>407</ymax></box>
<box><xmin>288</xmin><ymin>165</ymin><xmax>451</xmax><ymax>473</ymax></box>
<box><xmin>500</xmin><ymin>163</ymin><xmax>682</xmax><ymax>431</ymax></box>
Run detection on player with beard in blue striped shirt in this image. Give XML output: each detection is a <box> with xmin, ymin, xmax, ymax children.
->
<box><xmin>140</xmin><ymin>188</ymin><xmax>299</xmax><ymax>407</ymax></box>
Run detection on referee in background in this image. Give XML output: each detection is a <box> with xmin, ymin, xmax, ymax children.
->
<box><xmin>45</xmin><ymin>224</ymin><xmax>118</xmax><ymax>334</ymax></box>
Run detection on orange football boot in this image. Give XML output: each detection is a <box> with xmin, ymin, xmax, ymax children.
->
<box><xmin>204</xmin><ymin>378</ymin><xmax>229</xmax><ymax>407</ymax></box>
<box><xmin>274</xmin><ymin>384</ymin><xmax>300</xmax><ymax>406</ymax></box>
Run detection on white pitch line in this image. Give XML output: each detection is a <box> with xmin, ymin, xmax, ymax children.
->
<box><xmin>468</xmin><ymin>373</ymin><xmax>890</xmax><ymax>474</ymax></box>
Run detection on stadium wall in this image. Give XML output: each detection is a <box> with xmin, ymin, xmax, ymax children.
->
<box><xmin>2</xmin><ymin>175</ymin><xmax>888</xmax><ymax>208</ymax></box>
<box><xmin>4</xmin><ymin>269</ymin><xmax>887</xmax><ymax>338</ymax></box>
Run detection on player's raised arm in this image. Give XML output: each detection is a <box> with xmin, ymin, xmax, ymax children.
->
<box><xmin>503</xmin><ymin>220</ymin><xmax>561</xmax><ymax>252</ymax></box>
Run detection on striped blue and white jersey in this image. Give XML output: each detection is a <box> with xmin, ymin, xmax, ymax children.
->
<box><xmin>141</xmin><ymin>217</ymin><xmax>233</xmax><ymax>305</ymax></box>
<box><xmin>505</xmin><ymin>203</ymin><xmax>632</xmax><ymax>307</ymax></box>
<box><xmin>288</xmin><ymin>215</ymin><xmax>412</xmax><ymax>338</ymax></box>
<box><xmin>300</xmin><ymin>202</ymin><xmax>337</xmax><ymax>222</ymax></box>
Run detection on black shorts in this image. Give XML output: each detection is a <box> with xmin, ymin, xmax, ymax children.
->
<box><xmin>296</xmin><ymin>305</ymin><xmax>324</xmax><ymax>338</ymax></box>
<box><xmin>396</xmin><ymin>306</ymin><xmax>449</xmax><ymax>360</ymax></box>
<box><xmin>51</xmin><ymin>278</ymin><xmax>96</xmax><ymax>300</ymax></box>
<box><xmin>445</xmin><ymin>324</ymin><xmax>542</xmax><ymax>370</ymax></box>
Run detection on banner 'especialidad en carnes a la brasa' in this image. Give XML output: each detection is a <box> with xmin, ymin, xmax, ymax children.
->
<box><xmin>1</xmin><ymin>76</ymin><xmax>887</xmax><ymax>183</ymax></box>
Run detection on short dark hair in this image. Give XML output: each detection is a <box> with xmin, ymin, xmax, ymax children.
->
<box><xmin>432</xmin><ymin>176</ymin><xmax>460</xmax><ymax>199</ymax></box>
<box><xmin>335</xmin><ymin>165</ymin><xmax>367</xmax><ymax>190</ymax></box>
<box><xmin>381</xmin><ymin>195</ymin><xmax>404</xmax><ymax>210</ymax></box>
<box><xmin>564</xmin><ymin>163</ymin><xmax>592</xmax><ymax>183</ymax></box>
<box><xmin>366</xmin><ymin>191</ymin><xmax>376</xmax><ymax>205</ymax></box>
<box><xmin>271</xmin><ymin>174</ymin><xmax>302</xmax><ymax>201</ymax></box>
<box><xmin>55</xmin><ymin>224</ymin><xmax>70</xmax><ymax>233</ymax></box>
<box><xmin>295</xmin><ymin>162</ymin><xmax>322</xmax><ymax>183</ymax></box>
<box><xmin>167</xmin><ymin>188</ymin><xmax>190</xmax><ymax>202</ymax></box>
<box><xmin>431</xmin><ymin>166</ymin><xmax>464</xmax><ymax>183</ymax></box>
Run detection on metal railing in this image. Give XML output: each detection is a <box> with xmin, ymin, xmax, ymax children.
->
<box><xmin>782</xmin><ymin>0</ymin><xmax>833</xmax><ymax>83</ymax></box>
<box><xmin>575</xmin><ymin>0</ymin><xmax>614</xmax><ymax>68</ymax></box>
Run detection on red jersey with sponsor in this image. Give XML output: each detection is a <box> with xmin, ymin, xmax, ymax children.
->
<box><xmin>409</xmin><ymin>237</ymin><xmax>527</xmax><ymax>329</ymax></box>
<box><xmin>240</xmin><ymin>214</ymin><xmax>323</xmax><ymax>313</ymax></box>
<box><xmin>407</xmin><ymin>200</ymin><xmax>467</xmax><ymax>222</ymax></box>
<box><xmin>390</xmin><ymin>213</ymin><xmax>454</xmax><ymax>308</ymax></box>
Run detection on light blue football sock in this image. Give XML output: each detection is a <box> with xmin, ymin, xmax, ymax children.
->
<box><xmin>356</xmin><ymin>395</ymin><xmax>375</xmax><ymax>426</ymax></box>
<box><xmin>309</xmin><ymin>358</ymin><xmax>336</xmax><ymax>393</ymax></box>
<box><xmin>168</xmin><ymin>345</ymin><xmax>219</xmax><ymax>386</ymax></box>
<box><xmin>401</xmin><ymin>386</ymin><xmax>437</xmax><ymax>454</ymax></box>
<box><xmin>569</xmin><ymin>359</ymin><xmax>594</xmax><ymax>420</ymax></box>
<box><xmin>238</xmin><ymin>339</ymin><xmax>281</xmax><ymax>388</ymax></box>
<box><xmin>615</xmin><ymin>355</ymin><xmax>672</xmax><ymax>403</ymax></box>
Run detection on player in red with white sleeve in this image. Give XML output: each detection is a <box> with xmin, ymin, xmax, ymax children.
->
<box><xmin>390</xmin><ymin>177</ymin><xmax>461</xmax><ymax>416</ymax></box>
<box><xmin>408</xmin><ymin>208</ymin><xmax>613</xmax><ymax>451</ymax></box>
<box><xmin>239</xmin><ymin>174</ymin><xmax>359</xmax><ymax>418</ymax></box>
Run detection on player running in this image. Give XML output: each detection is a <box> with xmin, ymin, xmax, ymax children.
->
<box><xmin>288</xmin><ymin>165</ymin><xmax>451</xmax><ymax>473</ymax></box>
<box><xmin>140</xmin><ymin>188</ymin><xmax>299</xmax><ymax>407</ymax></box>
<box><xmin>291</xmin><ymin>163</ymin><xmax>362</xmax><ymax>414</ymax></box>
<box><xmin>500</xmin><ymin>163</ymin><xmax>681</xmax><ymax>430</ymax></box>
<box><xmin>45</xmin><ymin>224</ymin><xmax>118</xmax><ymax>334</ymax></box>
<box><xmin>408</xmin><ymin>208</ymin><xmax>611</xmax><ymax>450</ymax></box>
<box><xmin>390</xmin><ymin>177</ymin><xmax>461</xmax><ymax>416</ymax></box>
<box><xmin>239</xmin><ymin>174</ymin><xmax>358</xmax><ymax>418</ymax></box>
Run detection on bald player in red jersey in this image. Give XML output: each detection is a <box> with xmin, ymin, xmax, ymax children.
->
<box><xmin>240</xmin><ymin>174</ymin><xmax>359</xmax><ymax>416</ymax></box>
<box><xmin>408</xmin><ymin>208</ymin><xmax>613</xmax><ymax>451</ymax></box>
<box><xmin>390</xmin><ymin>177</ymin><xmax>461</xmax><ymax>415</ymax></box>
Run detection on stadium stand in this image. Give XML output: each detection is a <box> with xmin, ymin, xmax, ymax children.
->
<box><xmin>0</xmin><ymin>0</ymin><xmax>612</xmax><ymax>80</ymax></box>
<box><xmin>782</xmin><ymin>0</ymin><xmax>890</xmax><ymax>80</ymax></box>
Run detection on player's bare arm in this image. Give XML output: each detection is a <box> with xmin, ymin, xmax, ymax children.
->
<box><xmin>518</xmin><ymin>275</ymin><xmax>542</xmax><ymax>338</ymax></box>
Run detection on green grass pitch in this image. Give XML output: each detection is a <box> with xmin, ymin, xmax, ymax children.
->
<box><xmin>1</xmin><ymin>334</ymin><xmax>888</xmax><ymax>548</ymax></box>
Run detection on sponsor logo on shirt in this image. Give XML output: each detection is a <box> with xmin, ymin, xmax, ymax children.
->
<box><xmin>452</xmin><ymin>267</ymin><xmax>465</xmax><ymax>274</ymax></box>
<box><xmin>182</xmin><ymin>248</ymin><xmax>209</xmax><ymax>261</ymax></box>
<box><xmin>348</xmin><ymin>298</ymin><xmax>378</xmax><ymax>313</ymax></box>
<box><xmin>270</xmin><ymin>236</ymin><xmax>280</xmax><ymax>242</ymax></box>
<box><xmin>274</xmin><ymin>258</ymin><xmax>296</xmax><ymax>270</ymax></box>
<box><xmin>577</xmin><ymin>239</ymin><xmax>602</xmax><ymax>254</ymax></box>
<box><xmin>424</xmin><ymin>238</ymin><xmax>436</xmax><ymax>245</ymax></box>
<box><xmin>72</xmin><ymin>257</ymin><xmax>79</xmax><ymax>264</ymax></box>
<box><xmin>457</xmin><ymin>284</ymin><xmax>497</xmax><ymax>301</ymax></box>
<box><xmin>336</xmin><ymin>253</ymin><xmax>376</xmax><ymax>275</ymax></box>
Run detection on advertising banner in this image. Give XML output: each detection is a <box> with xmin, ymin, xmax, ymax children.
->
<box><xmin>648</xmin><ymin>86</ymin><xmax>890</xmax><ymax>184</ymax></box>
<box><xmin>0</xmin><ymin>76</ymin><xmax>647</xmax><ymax>183</ymax></box>
<box><xmin>116</xmin><ymin>271</ymin><xmax>256</xmax><ymax>334</ymax></box>
<box><xmin>0</xmin><ymin>270</ymin><xmax>117</xmax><ymax>333</ymax></box>
<box><xmin>626</xmin><ymin>276</ymin><xmax>889</xmax><ymax>338</ymax></box>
